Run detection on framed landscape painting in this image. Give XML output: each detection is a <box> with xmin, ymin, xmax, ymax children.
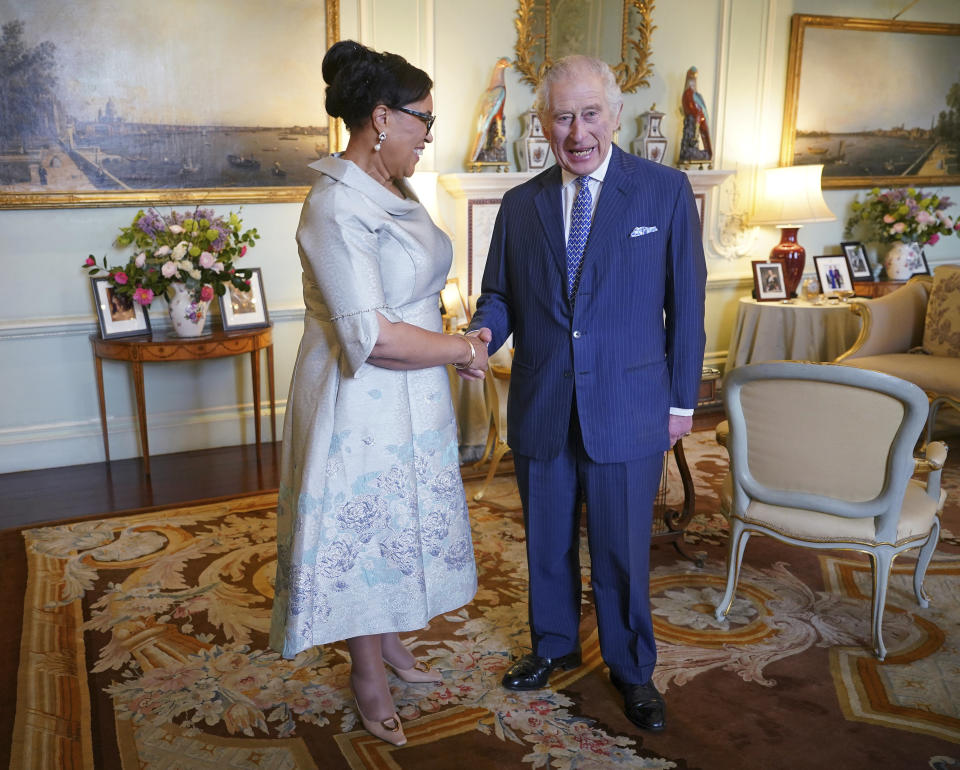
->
<box><xmin>780</xmin><ymin>15</ymin><xmax>960</xmax><ymax>189</ymax></box>
<box><xmin>0</xmin><ymin>0</ymin><xmax>340</xmax><ymax>209</ymax></box>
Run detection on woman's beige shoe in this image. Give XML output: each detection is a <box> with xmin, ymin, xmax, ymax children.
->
<box><xmin>386</xmin><ymin>659</ymin><xmax>443</xmax><ymax>683</ymax></box>
<box><xmin>355</xmin><ymin>701</ymin><xmax>407</xmax><ymax>746</ymax></box>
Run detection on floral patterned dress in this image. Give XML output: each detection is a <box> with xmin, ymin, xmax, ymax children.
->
<box><xmin>270</xmin><ymin>156</ymin><xmax>477</xmax><ymax>657</ymax></box>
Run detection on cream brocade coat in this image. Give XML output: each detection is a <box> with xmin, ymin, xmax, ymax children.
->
<box><xmin>270</xmin><ymin>156</ymin><xmax>477</xmax><ymax>657</ymax></box>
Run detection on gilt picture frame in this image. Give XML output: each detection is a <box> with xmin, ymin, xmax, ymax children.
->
<box><xmin>0</xmin><ymin>0</ymin><xmax>340</xmax><ymax>209</ymax></box>
<box><xmin>780</xmin><ymin>14</ymin><xmax>960</xmax><ymax>189</ymax></box>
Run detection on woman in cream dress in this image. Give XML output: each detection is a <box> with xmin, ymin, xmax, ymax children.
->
<box><xmin>270</xmin><ymin>41</ymin><xmax>488</xmax><ymax>746</ymax></box>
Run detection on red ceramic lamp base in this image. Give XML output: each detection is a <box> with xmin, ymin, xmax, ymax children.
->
<box><xmin>770</xmin><ymin>227</ymin><xmax>805</xmax><ymax>298</ymax></box>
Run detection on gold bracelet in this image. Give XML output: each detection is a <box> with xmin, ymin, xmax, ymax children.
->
<box><xmin>452</xmin><ymin>335</ymin><xmax>476</xmax><ymax>370</ymax></box>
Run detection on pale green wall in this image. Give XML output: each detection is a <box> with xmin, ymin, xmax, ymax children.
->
<box><xmin>1</xmin><ymin>0</ymin><xmax>958</xmax><ymax>473</ymax></box>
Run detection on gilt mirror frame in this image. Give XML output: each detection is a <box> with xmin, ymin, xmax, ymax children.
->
<box><xmin>0</xmin><ymin>0</ymin><xmax>340</xmax><ymax>209</ymax></box>
<box><xmin>514</xmin><ymin>0</ymin><xmax>656</xmax><ymax>93</ymax></box>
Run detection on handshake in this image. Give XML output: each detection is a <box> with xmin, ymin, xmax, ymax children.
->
<box><xmin>454</xmin><ymin>327</ymin><xmax>492</xmax><ymax>381</ymax></box>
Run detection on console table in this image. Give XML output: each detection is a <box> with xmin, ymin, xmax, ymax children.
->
<box><xmin>90</xmin><ymin>325</ymin><xmax>276</xmax><ymax>476</ymax></box>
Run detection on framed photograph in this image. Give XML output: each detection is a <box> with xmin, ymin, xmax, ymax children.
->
<box><xmin>90</xmin><ymin>277</ymin><xmax>151</xmax><ymax>339</ymax></box>
<box><xmin>840</xmin><ymin>241</ymin><xmax>873</xmax><ymax>281</ymax></box>
<box><xmin>752</xmin><ymin>261</ymin><xmax>788</xmax><ymax>302</ymax></box>
<box><xmin>913</xmin><ymin>248</ymin><xmax>932</xmax><ymax>277</ymax></box>
<box><xmin>219</xmin><ymin>268</ymin><xmax>269</xmax><ymax>331</ymax></box>
<box><xmin>780</xmin><ymin>15</ymin><xmax>960</xmax><ymax>189</ymax></box>
<box><xmin>814</xmin><ymin>254</ymin><xmax>855</xmax><ymax>295</ymax></box>
<box><xmin>0</xmin><ymin>0</ymin><xmax>340</xmax><ymax>209</ymax></box>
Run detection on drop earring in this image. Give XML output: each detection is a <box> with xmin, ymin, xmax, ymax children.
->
<box><xmin>374</xmin><ymin>132</ymin><xmax>386</xmax><ymax>152</ymax></box>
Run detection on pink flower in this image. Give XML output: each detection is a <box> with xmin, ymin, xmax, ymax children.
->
<box><xmin>239</xmin><ymin>245</ymin><xmax>247</xmax><ymax>257</ymax></box>
<box><xmin>133</xmin><ymin>287</ymin><xmax>154</xmax><ymax>305</ymax></box>
<box><xmin>200</xmin><ymin>284</ymin><xmax>214</xmax><ymax>302</ymax></box>
<box><xmin>927</xmin><ymin>233</ymin><xmax>940</xmax><ymax>246</ymax></box>
<box><xmin>199</xmin><ymin>251</ymin><xmax>215</xmax><ymax>269</ymax></box>
<box><xmin>891</xmin><ymin>222</ymin><xmax>906</xmax><ymax>234</ymax></box>
<box><xmin>113</xmin><ymin>271</ymin><xmax>129</xmax><ymax>284</ymax></box>
<box><xmin>84</xmin><ymin>256</ymin><xmax>95</xmax><ymax>266</ymax></box>
<box><xmin>161</xmin><ymin>261</ymin><xmax>178</xmax><ymax>278</ymax></box>
<box><xmin>134</xmin><ymin>252</ymin><xmax>146</xmax><ymax>268</ymax></box>
<box><xmin>883</xmin><ymin>214</ymin><xmax>896</xmax><ymax>223</ymax></box>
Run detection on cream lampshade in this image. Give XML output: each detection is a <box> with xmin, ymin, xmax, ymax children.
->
<box><xmin>751</xmin><ymin>165</ymin><xmax>836</xmax><ymax>297</ymax></box>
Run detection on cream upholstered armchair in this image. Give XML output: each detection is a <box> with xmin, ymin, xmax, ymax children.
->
<box><xmin>714</xmin><ymin>362</ymin><xmax>948</xmax><ymax>660</ymax></box>
<box><xmin>836</xmin><ymin>268</ymin><xmax>960</xmax><ymax>442</ymax></box>
<box><xmin>471</xmin><ymin>345</ymin><xmax>512</xmax><ymax>501</ymax></box>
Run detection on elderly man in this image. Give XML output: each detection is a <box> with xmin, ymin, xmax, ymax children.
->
<box><xmin>463</xmin><ymin>55</ymin><xmax>706</xmax><ymax>731</ymax></box>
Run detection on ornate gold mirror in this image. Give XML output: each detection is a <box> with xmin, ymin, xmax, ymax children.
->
<box><xmin>514</xmin><ymin>0</ymin><xmax>656</xmax><ymax>93</ymax></box>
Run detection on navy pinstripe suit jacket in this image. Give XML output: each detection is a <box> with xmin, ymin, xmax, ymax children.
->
<box><xmin>470</xmin><ymin>145</ymin><xmax>707</xmax><ymax>463</ymax></box>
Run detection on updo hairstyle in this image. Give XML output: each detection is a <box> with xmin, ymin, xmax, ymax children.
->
<box><xmin>323</xmin><ymin>40</ymin><xmax>432</xmax><ymax>131</ymax></box>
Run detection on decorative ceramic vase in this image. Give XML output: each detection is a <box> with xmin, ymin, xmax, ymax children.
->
<box><xmin>631</xmin><ymin>104</ymin><xmax>667</xmax><ymax>164</ymax></box>
<box><xmin>167</xmin><ymin>282</ymin><xmax>211</xmax><ymax>337</ymax></box>
<box><xmin>884</xmin><ymin>241</ymin><xmax>922</xmax><ymax>281</ymax></box>
<box><xmin>516</xmin><ymin>111</ymin><xmax>551</xmax><ymax>171</ymax></box>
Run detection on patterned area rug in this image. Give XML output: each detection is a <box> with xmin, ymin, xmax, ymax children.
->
<box><xmin>9</xmin><ymin>430</ymin><xmax>960</xmax><ymax>769</ymax></box>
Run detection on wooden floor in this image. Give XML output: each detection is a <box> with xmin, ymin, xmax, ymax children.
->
<box><xmin>0</xmin><ymin>408</ymin><xmax>727</xmax><ymax>531</ymax></box>
<box><xmin>0</xmin><ymin>442</ymin><xmax>283</xmax><ymax>531</ymax></box>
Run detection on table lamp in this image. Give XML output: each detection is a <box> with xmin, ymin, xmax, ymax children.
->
<box><xmin>750</xmin><ymin>164</ymin><xmax>835</xmax><ymax>298</ymax></box>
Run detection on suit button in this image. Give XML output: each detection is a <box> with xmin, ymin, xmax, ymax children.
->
<box><xmin>572</xmin><ymin>330</ymin><xmax>582</xmax><ymax>339</ymax></box>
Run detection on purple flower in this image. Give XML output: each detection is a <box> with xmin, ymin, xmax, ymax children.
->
<box><xmin>135</xmin><ymin>210</ymin><xmax>165</xmax><ymax>237</ymax></box>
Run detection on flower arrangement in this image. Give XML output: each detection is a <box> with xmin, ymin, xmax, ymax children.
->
<box><xmin>83</xmin><ymin>207</ymin><xmax>260</xmax><ymax>308</ymax></box>
<box><xmin>845</xmin><ymin>187</ymin><xmax>957</xmax><ymax>247</ymax></box>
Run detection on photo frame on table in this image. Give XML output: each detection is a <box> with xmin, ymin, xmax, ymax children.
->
<box><xmin>780</xmin><ymin>14</ymin><xmax>960</xmax><ymax>189</ymax></box>
<box><xmin>0</xmin><ymin>0</ymin><xmax>340</xmax><ymax>209</ymax></box>
<box><xmin>840</xmin><ymin>241</ymin><xmax>873</xmax><ymax>281</ymax></box>
<box><xmin>912</xmin><ymin>248</ymin><xmax>932</xmax><ymax>276</ymax></box>
<box><xmin>219</xmin><ymin>268</ymin><xmax>270</xmax><ymax>330</ymax></box>
<box><xmin>752</xmin><ymin>261</ymin><xmax>788</xmax><ymax>302</ymax></box>
<box><xmin>813</xmin><ymin>254</ymin><xmax>855</xmax><ymax>295</ymax></box>
<box><xmin>90</xmin><ymin>277</ymin><xmax>152</xmax><ymax>339</ymax></box>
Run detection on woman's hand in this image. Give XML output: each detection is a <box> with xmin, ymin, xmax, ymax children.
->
<box><xmin>456</xmin><ymin>328</ymin><xmax>491</xmax><ymax>381</ymax></box>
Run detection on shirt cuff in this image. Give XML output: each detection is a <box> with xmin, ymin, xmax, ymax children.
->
<box><xmin>669</xmin><ymin>407</ymin><xmax>694</xmax><ymax>417</ymax></box>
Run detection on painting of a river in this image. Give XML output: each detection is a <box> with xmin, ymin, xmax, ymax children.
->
<box><xmin>781</xmin><ymin>15</ymin><xmax>960</xmax><ymax>189</ymax></box>
<box><xmin>0</xmin><ymin>0</ymin><xmax>339</xmax><ymax>208</ymax></box>
<box><xmin>793</xmin><ymin>133</ymin><xmax>947</xmax><ymax>179</ymax></box>
<box><xmin>65</xmin><ymin>125</ymin><xmax>328</xmax><ymax>190</ymax></box>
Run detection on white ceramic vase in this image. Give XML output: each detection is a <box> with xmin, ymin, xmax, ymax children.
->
<box><xmin>515</xmin><ymin>111</ymin><xmax>551</xmax><ymax>171</ymax></box>
<box><xmin>884</xmin><ymin>241</ymin><xmax>922</xmax><ymax>281</ymax></box>
<box><xmin>167</xmin><ymin>282</ymin><xmax>210</xmax><ymax>337</ymax></box>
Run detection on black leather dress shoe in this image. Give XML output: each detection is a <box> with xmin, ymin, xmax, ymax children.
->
<box><xmin>610</xmin><ymin>673</ymin><xmax>665</xmax><ymax>731</ymax></box>
<box><xmin>501</xmin><ymin>650</ymin><xmax>582</xmax><ymax>691</ymax></box>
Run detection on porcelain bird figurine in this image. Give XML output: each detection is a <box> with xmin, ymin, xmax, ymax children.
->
<box><xmin>678</xmin><ymin>66</ymin><xmax>713</xmax><ymax>166</ymax></box>
<box><xmin>468</xmin><ymin>57</ymin><xmax>512</xmax><ymax>170</ymax></box>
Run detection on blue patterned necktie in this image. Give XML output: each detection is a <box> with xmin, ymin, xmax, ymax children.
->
<box><xmin>566</xmin><ymin>176</ymin><xmax>592</xmax><ymax>300</ymax></box>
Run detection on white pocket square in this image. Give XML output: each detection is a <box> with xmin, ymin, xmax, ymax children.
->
<box><xmin>630</xmin><ymin>226</ymin><xmax>658</xmax><ymax>237</ymax></box>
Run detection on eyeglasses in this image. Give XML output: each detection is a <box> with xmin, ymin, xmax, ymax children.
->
<box><xmin>396</xmin><ymin>106</ymin><xmax>436</xmax><ymax>133</ymax></box>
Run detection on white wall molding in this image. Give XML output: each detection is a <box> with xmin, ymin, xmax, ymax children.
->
<box><xmin>0</xmin><ymin>307</ymin><xmax>305</xmax><ymax>342</ymax></box>
<box><xmin>0</xmin><ymin>398</ymin><xmax>287</xmax><ymax>473</ymax></box>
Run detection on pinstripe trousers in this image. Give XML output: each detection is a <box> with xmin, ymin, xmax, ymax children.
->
<box><xmin>513</xmin><ymin>395</ymin><xmax>663</xmax><ymax>685</ymax></box>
